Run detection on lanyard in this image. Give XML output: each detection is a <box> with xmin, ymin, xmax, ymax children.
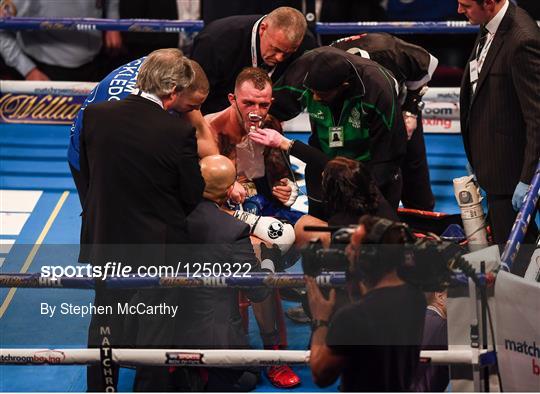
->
<box><xmin>476</xmin><ymin>31</ymin><xmax>494</xmax><ymax>72</ymax></box>
<box><xmin>133</xmin><ymin>88</ymin><xmax>164</xmax><ymax>109</ymax></box>
<box><xmin>251</xmin><ymin>16</ymin><xmax>276</xmax><ymax>78</ymax></box>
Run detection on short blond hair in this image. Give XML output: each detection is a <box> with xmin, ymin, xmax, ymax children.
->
<box><xmin>266</xmin><ymin>7</ymin><xmax>307</xmax><ymax>44</ymax></box>
<box><xmin>234</xmin><ymin>67</ymin><xmax>272</xmax><ymax>92</ymax></box>
<box><xmin>136</xmin><ymin>48</ymin><xmax>194</xmax><ymax>98</ymax></box>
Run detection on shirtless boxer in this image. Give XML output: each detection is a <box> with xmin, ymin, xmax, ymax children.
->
<box><xmin>204</xmin><ymin>66</ymin><xmax>301</xmax><ymax>222</ymax></box>
<box><xmin>203</xmin><ymin>67</ymin><xmax>302</xmax><ymax>388</ymax></box>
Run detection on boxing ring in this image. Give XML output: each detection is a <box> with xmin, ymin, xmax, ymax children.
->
<box><xmin>1</xmin><ymin>17</ymin><xmax>539</xmax><ymax>392</ymax></box>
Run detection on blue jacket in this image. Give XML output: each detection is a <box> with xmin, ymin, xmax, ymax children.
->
<box><xmin>68</xmin><ymin>57</ymin><xmax>144</xmax><ymax>170</ymax></box>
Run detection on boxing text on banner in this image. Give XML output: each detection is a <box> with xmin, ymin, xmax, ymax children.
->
<box><xmin>494</xmin><ymin>271</ymin><xmax>540</xmax><ymax>392</ymax></box>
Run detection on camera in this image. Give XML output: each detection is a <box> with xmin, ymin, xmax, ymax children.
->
<box><xmin>397</xmin><ymin>237</ymin><xmax>464</xmax><ymax>291</ymax></box>
<box><xmin>300</xmin><ymin>225</ymin><xmax>356</xmax><ymax>277</ymax></box>
<box><xmin>301</xmin><ymin>218</ymin><xmax>467</xmax><ymax>292</ymax></box>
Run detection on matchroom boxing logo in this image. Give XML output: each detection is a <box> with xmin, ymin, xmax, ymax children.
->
<box><xmin>504</xmin><ymin>338</ymin><xmax>540</xmax><ymax>376</ymax></box>
<box><xmin>0</xmin><ymin>350</ymin><xmax>65</xmax><ymax>364</ymax></box>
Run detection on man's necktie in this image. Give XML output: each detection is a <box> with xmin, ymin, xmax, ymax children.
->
<box><xmin>471</xmin><ymin>25</ymin><xmax>489</xmax><ymax>98</ymax></box>
<box><xmin>476</xmin><ymin>25</ymin><xmax>489</xmax><ymax>61</ymax></box>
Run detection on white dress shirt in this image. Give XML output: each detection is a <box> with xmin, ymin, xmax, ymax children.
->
<box><xmin>473</xmin><ymin>0</ymin><xmax>509</xmax><ymax>93</ymax></box>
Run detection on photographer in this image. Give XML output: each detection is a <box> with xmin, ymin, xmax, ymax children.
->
<box><xmin>305</xmin><ymin>215</ymin><xmax>426</xmax><ymax>391</ymax></box>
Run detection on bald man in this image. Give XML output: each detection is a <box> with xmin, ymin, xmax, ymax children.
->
<box><xmin>132</xmin><ymin>155</ymin><xmax>266</xmax><ymax>391</ymax></box>
<box><xmin>180</xmin><ymin>154</ymin><xmax>271</xmax><ymax>391</ymax></box>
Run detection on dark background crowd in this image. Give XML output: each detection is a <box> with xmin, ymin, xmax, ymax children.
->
<box><xmin>1</xmin><ymin>0</ymin><xmax>538</xmax><ymax>84</ymax></box>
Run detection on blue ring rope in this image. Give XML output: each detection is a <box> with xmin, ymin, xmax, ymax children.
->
<box><xmin>0</xmin><ymin>271</ymin><xmax>486</xmax><ymax>289</ymax></box>
<box><xmin>500</xmin><ymin>160</ymin><xmax>540</xmax><ymax>271</ymax></box>
<box><xmin>0</xmin><ymin>17</ymin><xmax>479</xmax><ymax>34</ymax></box>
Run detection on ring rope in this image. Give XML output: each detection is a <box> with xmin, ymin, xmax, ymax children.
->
<box><xmin>0</xmin><ymin>17</ymin><xmax>482</xmax><ymax>34</ymax></box>
<box><xmin>0</xmin><ymin>348</ymin><xmax>494</xmax><ymax>367</ymax></box>
<box><xmin>0</xmin><ymin>272</ymin><xmax>494</xmax><ymax>289</ymax></box>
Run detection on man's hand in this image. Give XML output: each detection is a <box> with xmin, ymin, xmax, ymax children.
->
<box><xmin>25</xmin><ymin>67</ymin><xmax>49</xmax><ymax>81</ymax></box>
<box><xmin>280</xmin><ymin>178</ymin><xmax>299</xmax><ymax>207</ymax></box>
<box><xmin>465</xmin><ymin>161</ymin><xmax>479</xmax><ymax>183</ymax></box>
<box><xmin>345</xmin><ymin>224</ymin><xmax>367</xmax><ymax>264</ymax></box>
<box><xmin>466</xmin><ymin>161</ymin><xmax>475</xmax><ymax>177</ymax></box>
<box><xmin>228</xmin><ymin>181</ymin><xmax>247</xmax><ymax>204</ymax></box>
<box><xmin>272</xmin><ymin>178</ymin><xmax>293</xmax><ymax>205</ymax></box>
<box><xmin>249</xmin><ymin>127</ymin><xmax>289</xmax><ymax>150</ymax></box>
<box><xmin>305</xmin><ymin>276</ymin><xmax>336</xmax><ymax>322</ymax></box>
<box><xmin>512</xmin><ymin>181</ymin><xmax>529</xmax><ymax>211</ymax></box>
<box><xmin>402</xmin><ymin>112</ymin><xmax>417</xmax><ymax>140</ymax></box>
<box><xmin>104</xmin><ymin>31</ymin><xmax>123</xmax><ymax>56</ymax></box>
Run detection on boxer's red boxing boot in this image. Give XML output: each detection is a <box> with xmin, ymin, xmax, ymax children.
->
<box><xmin>266</xmin><ymin>365</ymin><xmax>301</xmax><ymax>388</ymax></box>
<box><xmin>265</xmin><ymin>345</ymin><xmax>301</xmax><ymax>388</ymax></box>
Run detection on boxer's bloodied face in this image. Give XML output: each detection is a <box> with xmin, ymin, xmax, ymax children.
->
<box><xmin>229</xmin><ymin>80</ymin><xmax>273</xmax><ymax>132</ymax></box>
<box><xmin>259</xmin><ymin>22</ymin><xmax>301</xmax><ymax>67</ymax></box>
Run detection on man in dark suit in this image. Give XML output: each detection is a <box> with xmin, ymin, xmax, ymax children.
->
<box><xmin>184</xmin><ymin>154</ymin><xmax>272</xmax><ymax>391</ymax></box>
<box><xmin>191</xmin><ymin>6</ymin><xmax>317</xmax><ymax>113</ymax></box>
<box><xmin>458</xmin><ymin>0</ymin><xmax>540</xmax><ymax>275</ymax></box>
<box><xmin>79</xmin><ymin>48</ymin><xmax>204</xmax><ymax>391</ymax></box>
<box><xmin>132</xmin><ymin>154</ymin><xmax>272</xmax><ymax>391</ymax></box>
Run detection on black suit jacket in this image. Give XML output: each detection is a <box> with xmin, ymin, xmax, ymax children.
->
<box><xmin>79</xmin><ymin>94</ymin><xmax>204</xmax><ymax>267</ymax></box>
<box><xmin>518</xmin><ymin>0</ymin><xmax>540</xmax><ymax>19</ymax></box>
<box><xmin>132</xmin><ymin>200</ymin><xmax>267</xmax><ymax>348</ymax></box>
<box><xmin>179</xmin><ymin>200</ymin><xmax>267</xmax><ymax>348</ymax></box>
<box><xmin>460</xmin><ymin>3</ymin><xmax>540</xmax><ymax>195</ymax></box>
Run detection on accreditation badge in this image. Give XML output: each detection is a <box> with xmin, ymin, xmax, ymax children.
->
<box><xmin>469</xmin><ymin>59</ymin><xmax>479</xmax><ymax>84</ymax></box>
<box><xmin>328</xmin><ymin>126</ymin><xmax>344</xmax><ymax>148</ymax></box>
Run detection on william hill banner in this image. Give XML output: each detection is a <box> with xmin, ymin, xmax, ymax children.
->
<box><xmin>0</xmin><ymin>82</ymin><xmax>461</xmax><ymax>132</ymax></box>
<box><xmin>0</xmin><ymin>93</ymin><xmax>86</xmax><ymax>124</ymax></box>
<box><xmin>0</xmin><ymin>81</ymin><xmax>96</xmax><ymax>125</ymax></box>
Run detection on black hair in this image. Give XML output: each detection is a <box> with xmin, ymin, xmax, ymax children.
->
<box><xmin>322</xmin><ymin>157</ymin><xmax>379</xmax><ymax>218</ymax></box>
<box><xmin>474</xmin><ymin>0</ymin><xmax>502</xmax><ymax>4</ymax></box>
<box><xmin>351</xmin><ymin>215</ymin><xmax>409</xmax><ymax>288</ymax></box>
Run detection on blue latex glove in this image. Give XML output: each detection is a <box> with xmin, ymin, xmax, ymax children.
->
<box><xmin>512</xmin><ymin>182</ymin><xmax>529</xmax><ymax>211</ymax></box>
<box><xmin>466</xmin><ymin>162</ymin><xmax>476</xmax><ymax>181</ymax></box>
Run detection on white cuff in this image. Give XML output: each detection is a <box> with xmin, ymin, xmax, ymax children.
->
<box><xmin>260</xmin><ymin>259</ymin><xmax>275</xmax><ymax>273</ymax></box>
